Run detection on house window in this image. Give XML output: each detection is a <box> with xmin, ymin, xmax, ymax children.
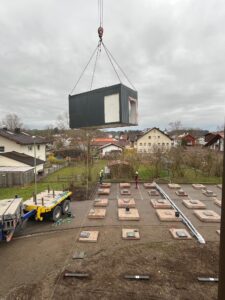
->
<box><xmin>158</xmin><ymin>136</ymin><xmax>160</xmax><ymax>138</ymax></box>
<box><xmin>148</xmin><ymin>136</ymin><xmax>151</xmax><ymax>139</ymax></box>
<box><xmin>148</xmin><ymin>143</ymin><xmax>151</xmax><ymax>146</ymax></box>
<box><xmin>37</xmin><ymin>145</ymin><xmax>40</xmax><ymax>150</ymax></box>
<box><xmin>28</xmin><ymin>145</ymin><xmax>32</xmax><ymax>151</ymax></box>
<box><xmin>0</xmin><ymin>146</ymin><xmax>5</xmax><ymax>152</ymax></box>
<box><xmin>140</xmin><ymin>143</ymin><xmax>142</xmax><ymax>146</ymax></box>
<box><xmin>158</xmin><ymin>143</ymin><xmax>160</xmax><ymax>145</ymax></box>
<box><xmin>144</xmin><ymin>143</ymin><xmax>146</xmax><ymax>146</ymax></box>
<box><xmin>139</xmin><ymin>149</ymin><xmax>142</xmax><ymax>153</ymax></box>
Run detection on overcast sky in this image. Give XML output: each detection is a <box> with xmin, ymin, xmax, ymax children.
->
<box><xmin>0</xmin><ymin>0</ymin><xmax>224</xmax><ymax>131</ymax></box>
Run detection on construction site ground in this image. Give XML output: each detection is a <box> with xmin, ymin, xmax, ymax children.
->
<box><xmin>0</xmin><ymin>183</ymin><xmax>221</xmax><ymax>300</ymax></box>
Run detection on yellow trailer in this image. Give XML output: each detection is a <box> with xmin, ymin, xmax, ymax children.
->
<box><xmin>23</xmin><ymin>190</ymin><xmax>72</xmax><ymax>221</ymax></box>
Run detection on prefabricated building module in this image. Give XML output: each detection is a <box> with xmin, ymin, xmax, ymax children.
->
<box><xmin>69</xmin><ymin>83</ymin><xmax>138</xmax><ymax>129</ymax></box>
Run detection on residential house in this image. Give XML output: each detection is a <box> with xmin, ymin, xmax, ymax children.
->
<box><xmin>204</xmin><ymin>132</ymin><xmax>224</xmax><ymax>151</ymax></box>
<box><xmin>180</xmin><ymin>133</ymin><xmax>196</xmax><ymax>146</ymax></box>
<box><xmin>136</xmin><ymin>127</ymin><xmax>174</xmax><ymax>153</ymax></box>
<box><xmin>98</xmin><ymin>143</ymin><xmax>123</xmax><ymax>157</ymax></box>
<box><xmin>0</xmin><ymin>127</ymin><xmax>47</xmax><ymax>161</ymax></box>
<box><xmin>0</xmin><ymin>151</ymin><xmax>45</xmax><ymax>173</ymax></box>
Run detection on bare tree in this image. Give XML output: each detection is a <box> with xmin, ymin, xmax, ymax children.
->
<box><xmin>0</xmin><ymin>113</ymin><xmax>23</xmax><ymax>130</ymax></box>
<box><xmin>56</xmin><ymin>112</ymin><xmax>69</xmax><ymax>132</ymax></box>
<box><xmin>168</xmin><ymin>121</ymin><xmax>183</xmax><ymax>133</ymax></box>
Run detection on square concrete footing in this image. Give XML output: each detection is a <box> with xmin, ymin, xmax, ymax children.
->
<box><xmin>169</xmin><ymin>228</ymin><xmax>192</xmax><ymax>239</ymax></box>
<box><xmin>88</xmin><ymin>208</ymin><xmax>106</xmax><ymax>219</ymax></box>
<box><xmin>118</xmin><ymin>198</ymin><xmax>136</xmax><ymax>208</ymax></box>
<box><xmin>192</xmin><ymin>184</ymin><xmax>206</xmax><ymax>189</ymax></box>
<box><xmin>202</xmin><ymin>189</ymin><xmax>217</xmax><ymax>197</ymax></box>
<box><xmin>94</xmin><ymin>198</ymin><xmax>108</xmax><ymax>207</ymax></box>
<box><xmin>78</xmin><ymin>231</ymin><xmax>99</xmax><ymax>242</ymax></box>
<box><xmin>213</xmin><ymin>198</ymin><xmax>221</xmax><ymax>207</ymax></box>
<box><xmin>143</xmin><ymin>182</ymin><xmax>156</xmax><ymax>189</ymax></box>
<box><xmin>168</xmin><ymin>183</ymin><xmax>181</xmax><ymax>189</ymax></box>
<box><xmin>194</xmin><ymin>210</ymin><xmax>220</xmax><ymax>222</ymax></box>
<box><xmin>122</xmin><ymin>229</ymin><xmax>140</xmax><ymax>240</ymax></box>
<box><xmin>120</xmin><ymin>183</ymin><xmax>131</xmax><ymax>188</ymax></box>
<box><xmin>98</xmin><ymin>188</ymin><xmax>110</xmax><ymax>195</ymax></box>
<box><xmin>182</xmin><ymin>199</ymin><xmax>206</xmax><ymax>209</ymax></box>
<box><xmin>121</xmin><ymin>189</ymin><xmax>131</xmax><ymax>195</ymax></box>
<box><xmin>100</xmin><ymin>183</ymin><xmax>111</xmax><ymax>188</ymax></box>
<box><xmin>156</xmin><ymin>209</ymin><xmax>182</xmax><ymax>221</ymax></box>
<box><xmin>118</xmin><ymin>208</ymin><xmax>140</xmax><ymax>220</ymax></box>
<box><xmin>175</xmin><ymin>189</ymin><xmax>188</xmax><ymax>197</ymax></box>
<box><xmin>148</xmin><ymin>189</ymin><xmax>160</xmax><ymax>196</ymax></box>
<box><xmin>150</xmin><ymin>199</ymin><xmax>172</xmax><ymax>209</ymax></box>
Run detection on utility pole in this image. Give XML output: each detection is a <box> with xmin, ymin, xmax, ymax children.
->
<box><xmin>32</xmin><ymin>136</ymin><xmax>37</xmax><ymax>204</ymax></box>
<box><xmin>218</xmin><ymin>125</ymin><xmax>225</xmax><ymax>299</ymax></box>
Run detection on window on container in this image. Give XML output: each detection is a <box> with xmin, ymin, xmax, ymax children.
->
<box><xmin>0</xmin><ymin>146</ymin><xmax>5</xmax><ymax>152</ymax></box>
<box><xmin>128</xmin><ymin>97</ymin><xmax>138</xmax><ymax>124</ymax></box>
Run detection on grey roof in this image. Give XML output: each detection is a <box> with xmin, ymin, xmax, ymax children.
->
<box><xmin>0</xmin><ymin>129</ymin><xmax>46</xmax><ymax>145</ymax></box>
<box><xmin>0</xmin><ymin>151</ymin><xmax>45</xmax><ymax>166</ymax></box>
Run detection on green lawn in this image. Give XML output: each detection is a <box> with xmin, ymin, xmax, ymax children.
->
<box><xmin>0</xmin><ymin>160</ymin><xmax>107</xmax><ymax>200</ymax></box>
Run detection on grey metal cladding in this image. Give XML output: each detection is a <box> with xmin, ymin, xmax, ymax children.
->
<box><xmin>69</xmin><ymin>83</ymin><xmax>138</xmax><ymax>129</ymax></box>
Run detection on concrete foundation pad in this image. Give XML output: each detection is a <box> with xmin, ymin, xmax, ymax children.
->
<box><xmin>169</xmin><ymin>228</ymin><xmax>192</xmax><ymax>239</ymax></box>
<box><xmin>94</xmin><ymin>198</ymin><xmax>109</xmax><ymax>207</ymax></box>
<box><xmin>182</xmin><ymin>199</ymin><xmax>206</xmax><ymax>209</ymax></box>
<box><xmin>118</xmin><ymin>208</ymin><xmax>140</xmax><ymax>221</ymax></box>
<box><xmin>156</xmin><ymin>209</ymin><xmax>182</xmax><ymax>222</ymax></box>
<box><xmin>194</xmin><ymin>210</ymin><xmax>220</xmax><ymax>222</ymax></box>
<box><xmin>100</xmin><ymin>183</ymin><xmax>111</xmax><ymax>188</ymax></box>
<box><xmin>150</xmin><ymin>199</ymin><xmax>172</xmax><ymax>209</ymax></box>
<box><xmin>168</xmin><ymin>183</ymin><xmax>181</xmax><ymax>189</ymax></box>
<box><xmin>121</xmin><ymin>189</ymin><xmax>131</xmax><ymax>195</ymax></box>
<box><xmin>213</xmin><ymin>198</ymin><xmax>221</xmax><ymax>207</ymax></box>
<box><xmin>175</xmin><ymin>189</ymin><xmax>188</xmax><ymax>197</ymax></box>
<box><xmin>120</xmin><ymin>183</ymin><xmax>131</xmax><ymax>188</ymax></box>
<box><xmin>78</xmin><ymin>231</ymin><xmax>99</xmax><ymax>242</ymax></box>
<box><xmin>88</xmin><ymin>208</ymin><xmax>106</xmax><ymax>219</ymax></box>
<box><xmin>118</xmin><ymin>198</ymin><xmax>136</xmax><ymax>208</ymax></box>
<box><xmin>144</xmin><ymin>182</ymin><xmax>157</xmax><ymax>189</ymax></box>
<box><xmin>98</xmin><ymin>188</ymin><xmax>110</xmax><ymax>195</ymax></box>
<box><xmin>202</xmin><ymin>190</ymin><xmax>217</xmax><ymax>197</ymax></box>
<box><xmin>192</xmin><ymin>184</ymin><xmax>206</xmax><ymax>189</ymax></box>
<box><xmin>148</xmin><ymin>189</ymin><xmax>160</xmax><ymax>196</ymax></box>
<box><xmin>122</xmin><ymin>229</ymin><xmax>140</xmax><ymax>240</ymax></box>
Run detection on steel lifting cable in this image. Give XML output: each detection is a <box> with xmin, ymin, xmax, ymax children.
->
<box><xmin>102</xmin><ymin>42</ymin><xmax>136</xmax><ymax>91</ymax></box>
<box><xmin>70</xmin><ymin>45</ymin><xmax>99</xmax><ymax>95</ymax></box>
<box><xmin>90</xmin><ymin>42</ymin><xmax>101</xmax><ymax>91</ymax></box>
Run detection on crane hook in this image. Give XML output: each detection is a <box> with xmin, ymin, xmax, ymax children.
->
<box><xmin>98</xmin><ymin>26</ymin><xmax>104</xmax><ymax>41</ymax></box>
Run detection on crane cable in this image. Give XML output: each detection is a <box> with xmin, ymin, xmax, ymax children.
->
<box><xmin>70</xmin><ymin>0</ymin><xmax>136</xmax><ymax>94</ymax></box>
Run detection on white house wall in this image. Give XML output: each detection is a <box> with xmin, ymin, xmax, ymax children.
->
<box><xmin>137</xmin><ymin>129</ymin><xmax>173</xmax><ymax>153</ymax></box>
<box><xmin>0</xmin><ymin>136</ymin><xmax>46</xmax><ymax>161</ymax></box>
<box><xmin>101</xmin><ymin>145</ymin><xmax>122</xmax><ymax>156</ymax></box>
<box><xmin>0</xmin><ymin>156</ymin><xmax>44</xmax><ymax>173</ymax></box>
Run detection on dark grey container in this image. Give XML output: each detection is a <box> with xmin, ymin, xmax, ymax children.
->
<box><xmin>69</xmin><ymin>83</ymin><xmax>138</xmax><ymax>129</ymax></box>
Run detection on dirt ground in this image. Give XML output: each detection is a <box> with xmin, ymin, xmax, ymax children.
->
<box><xmin>0</xmin><ymin>183</ymin><xmax>221</xmax><ymax>300</ymax></box>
